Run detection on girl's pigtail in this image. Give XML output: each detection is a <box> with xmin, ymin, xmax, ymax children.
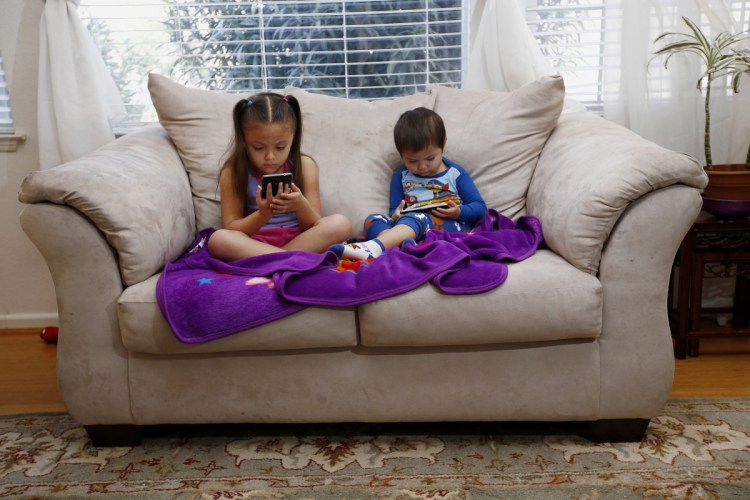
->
<box><xmin>284</xmin><ymin>94</ymin><xmax>304</xmax><ymax>192</ymax></box>
<box><xmin>228</xmin><ymin>98</ymin><xmax>253</xmax><ymax>208</ymax></box>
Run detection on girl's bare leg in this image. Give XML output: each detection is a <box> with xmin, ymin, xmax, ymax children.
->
<box><xmin>207</xmin><ymin>228</ymin><xmax>284</xmax><ymax>261</ymax></box>
<box><xmin>208</xmin><ymin>214</ymin><xmax>350</xmax><ymax>261</ymax></box>
<box><xmin>284</xmin><ymin>214</ymin><xmax>352</xmax><ymax>253</ymax></box>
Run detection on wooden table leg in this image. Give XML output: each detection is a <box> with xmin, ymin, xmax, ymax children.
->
<box><xmin>688</xmin><ymin>252</ymin><xmax>706</xmax><ymax>357</ymax></box>
<box><xmin>675</xmin><ymin>232</ymin><xmax>694</xmax><ymax>359</ymax></box>
<box><xmin>733</xmin><ymin>268</ymin><xmax>750</xmax><ymax>328</ymax></box>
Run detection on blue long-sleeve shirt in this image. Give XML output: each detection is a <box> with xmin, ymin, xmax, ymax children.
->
<box><xmin>389</xmin><ymin>157</ymin><xmax>487</xmax><ymax>230</ymax></box>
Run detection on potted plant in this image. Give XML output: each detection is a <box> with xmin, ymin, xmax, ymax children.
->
<box><xmin>652</xmin><ymin>16</ymin><xmax>750</xmax><ymax>216</ymax></box>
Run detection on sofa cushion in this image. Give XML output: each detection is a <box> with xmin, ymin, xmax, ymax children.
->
<box><xmin>526</xmin><ymin>112</ymin><xmax>708</xmax><ymax>274</ymax></box>
<box><xmin>148</xmin><ymin>73</ymin><xmax>437</xmax><ymax>235</ymax></box>
<box><xmin>119</xmin><ymin>249</ymin><xmax>601</xmax><ymax>353</ymax></box>
<box><xmin>359</xmin><ymin>249</ymin><xmax>602</xmax><ymax>347</ymax></box>
<box><xmin>18</xmin><ymin>125</ymin><xmax>195</xmax><ymax>287</ymax></box>
<box><xmin>118</xmin><ymin>274</ymin><xmax>359</xmax><ymax>354</ymax></box>
<box><xmin>283</xmin><ymin>86</ymin><xmax>437</xmax><ymax>236</ymax></box>
<box><xmin>431</xmin><ymin>75</ymin><xmax>565</xmax><ymax>220</ymax></box>
<box><xmin>148</xmin><ymin>73</ymin><xmax>242</xmax><ymax>232</ymax></box>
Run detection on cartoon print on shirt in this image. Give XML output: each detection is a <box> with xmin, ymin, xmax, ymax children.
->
<box><xmin>403</xmin><ymin>179</ymin><xmax>462</xmax><ymax>208</ymax></box>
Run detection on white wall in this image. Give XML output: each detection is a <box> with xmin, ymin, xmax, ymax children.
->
<box><xmin>0</xmin><ymin>0</ymin><xmax>58</xmax><ymax>327</ymax></box>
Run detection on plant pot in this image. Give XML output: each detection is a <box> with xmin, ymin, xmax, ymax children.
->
<box><xmin>701</xmin><ymin>164</ymin><xmax>750</xmax><ymax>217</ymax></box>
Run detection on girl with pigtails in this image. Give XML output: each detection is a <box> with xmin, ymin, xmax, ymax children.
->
<box><xmin>208</xmin><ymin>93</ymin><xmax>351</xmax><ymax>261</ymax></box>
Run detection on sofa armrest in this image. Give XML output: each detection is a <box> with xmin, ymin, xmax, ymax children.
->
<box><xmin>597</xmin><ymin>184</ymin><xmax>702</xmax><ymax>418</ymax></box>
<box><xmin>18</xmin><ymin>124</ymin><xmax>195</xmax><ymax>286</ymax></box>
<box><xmin>527</xmin><ymin>112</ymin><xmax>707</xmax><ymax>274</ymax></box>
<box><xmin>20</xmin><ymin>203</ymin><xmax>133</xmax><ymax>425</ymax></box>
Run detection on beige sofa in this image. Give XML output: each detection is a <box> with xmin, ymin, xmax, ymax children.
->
<box><xmin>19</xmin><ymin>74</ymin><xmax>707</xmax><ymax>446</ymax></box>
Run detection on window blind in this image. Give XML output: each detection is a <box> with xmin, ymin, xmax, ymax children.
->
<box><xmin>524</xmin><ymin>1</ymin><xmax>608</xmax><ymax>110</ymax></box>
<box><xmin>82</xmin><ymin>0</ymin><xmax>748</xmax><ymax>127</ymax></box>
<box><xmin>524</xmin><ymin>0</ymin><xmax>749</xmax><ymax>111</ymax></box>
<box><xmin>80</xmin><ymin>0</ymin><xmax>465</xmax><ymax>127</ymax></box>
<box><xmin>730</xmin><ymin>0</ymin><xmax>749</xmax><ymax>25</ymax></box>
<box><xmin>0</xmin><ymin>51</ymin><xmax>14</xmax><ymax>133</ymax></box>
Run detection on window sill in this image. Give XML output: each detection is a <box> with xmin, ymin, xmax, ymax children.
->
<box><xmin>0</xmin><ymin>133</ymin><xmax>27</xmax><ymax>152</ymax></box>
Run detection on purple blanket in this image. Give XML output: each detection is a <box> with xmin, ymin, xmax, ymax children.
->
<box><xmin>157</xmin><ymin>210</ymin><xmax>543</xmax><ymax>343</ymax></box>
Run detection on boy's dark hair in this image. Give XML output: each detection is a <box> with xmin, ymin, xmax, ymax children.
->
<box><xmin>393</xmin><ymin>107</ymin><xmax>447</xmax><ymax>155</ymax></box>
<box><xmin>222</xmin><ymin>93</ymin><xmax>304</xmax><ymax>213</ymax></box>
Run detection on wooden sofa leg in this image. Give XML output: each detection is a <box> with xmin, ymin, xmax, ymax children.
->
<box><xmin>587</xmin><ymin>418</ymin><xmax>650</xmax><ymax>443</ymax></box>
<box><xmin>85</xmin><ymin>424</ymin><xmax>143</xmax><ymax>447</ymax></box>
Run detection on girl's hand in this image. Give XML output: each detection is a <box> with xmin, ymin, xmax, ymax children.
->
<box><xmin>270</xmin><ymin>182</ymin><xmax>307</xmax><ymax>214</ymax></box>
<box><xmin>391</xmin><ymin>200</ymin><xmax>406</xmax><ymax>221</ymax></box>
<box><xmin>255</xmin><ymin>186</ymin><xmax>275</xmax><ymax>219</ymax></box>
<box><xmin>432</xmin><ymin>200</ymin><xmax>461</xmax><ymax>220</ymax></box>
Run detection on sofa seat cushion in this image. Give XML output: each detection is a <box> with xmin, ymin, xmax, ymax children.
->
<box><xmin>118</xmin><ymin>275</ymin><xmax>359</xmax><ymax>354</ymax></box>
<box><xmin>119</xmin><ymin>251</ymin><xmax>600</xmax><ymax>353</ymax></box>
<box><xmin>359</xmin><ymin>250</ymin><xmax>602</xmax><ymax>347</ymax></box>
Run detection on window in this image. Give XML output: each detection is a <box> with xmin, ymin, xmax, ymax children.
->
<box><xmin>80</xmin><ymin>0</ymin><xmax>465</xmax><ymax>127</ymax></box>
<box><xmin>524</xmin><ymin>0</ymin><xmax>607</xmax><ymax>111</ymax></box>
<box><xmin>0</xmin><ymin>51</ymin><xmax>14</xmax><ymax>134</ymax></box>
<box><xmin>524</xmin><ymin>0</ymin><xmax>750</xmax><ymax>112</ymax></box>
<box><xmin>82</xmin><ymin>0</ymin><xmax>750</xmax><ymax>127</ymax></box>
<box><xmin>0</xmin><ymin>50</ymin><xmax>25</xmax><ymax>152</ymax></box>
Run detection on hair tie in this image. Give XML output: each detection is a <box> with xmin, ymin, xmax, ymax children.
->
<box><xmin>244</xmin><ymin>99</ymin><xmax>253</xmax><ymax>108</ymax></box>
<box><xmin>282</xmin><ymin>96</ymin><xmax>289</xmax><ymax>102</ymax></box>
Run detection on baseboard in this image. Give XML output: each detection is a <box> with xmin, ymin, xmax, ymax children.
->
<box><xmin>0</xmin><ymin>313</ymin><xmax>59</xmax><ymax>329</ymax></box>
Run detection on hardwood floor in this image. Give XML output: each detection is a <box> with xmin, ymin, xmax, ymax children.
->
<box><xmin>670</xmin><ymin>336</ymin><xmax>750</xmax><ymax>398</ymax></box>
<box><xmin>1</xmin><ymin>328</ymin><xmax>748</xmax><ymax>416</ymax></box>
<box><xmin>0</xmin><ymin>329</ymin><xmax>66</xmax><ymax>415</ymax></box>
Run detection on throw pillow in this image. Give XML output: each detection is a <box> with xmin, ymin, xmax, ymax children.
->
<box><xmin>18</xmin><ymin>125</ymin><xmax>195</xmax><ymax>286</ymax></box>
<box><xmin>148</xmin><ymin>73</ymin><xmax>245</xmax><ymax>231</ymax></box>
<box><xmin>430</xmin><ymin>75</ymin><xmax>565</xmax><ymax>219</ymax></box>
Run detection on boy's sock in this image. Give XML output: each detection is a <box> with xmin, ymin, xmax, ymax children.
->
<box><xmin>328</xmin><ymin>238</ymin><xmax>385</xmax><ymax>261</ymax></box>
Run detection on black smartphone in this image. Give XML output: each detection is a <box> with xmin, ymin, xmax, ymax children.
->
<box><xmin>261</xmin><ymin>173</ymin><xmax>293</xmax><ymax>199</ymax></box>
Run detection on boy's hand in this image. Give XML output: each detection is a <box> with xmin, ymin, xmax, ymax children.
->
<box><xmin>391</xmin><ymin>200</ymin><xmax>406</xmax><ymax>221</ymax></box>
<box><xmin>432</xmin><ymin>200</ymin><xmax>461</xmax><ymax>219</ymax></box>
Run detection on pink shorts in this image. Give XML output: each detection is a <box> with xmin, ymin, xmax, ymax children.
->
<box><xmin>252</xmin><ymin>227</ymin><xmax>302</xmax><ymax>248</ymax></box>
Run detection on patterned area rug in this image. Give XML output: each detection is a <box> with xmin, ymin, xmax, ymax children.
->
<box><xmin>2</xmin><ymin>399</ymin><xmax>750</xmax><ymax>499</ymax></box>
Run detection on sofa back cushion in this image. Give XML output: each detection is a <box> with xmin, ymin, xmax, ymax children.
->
<box><xmin>148</xmin><ymin>73</ymin><xmax>242</xmax><ymax>231</ymax></box>
<box><xmin>149</xmin><ymin>74</ymin><xmax>564</xmax><ymax>236</ymax></box>
<box><xmin>283</xmin><ymin>87</ymin><xmax>437</xmax><ymax>235</ymax></box>
<box><xmin>149</xmin><ymin>74</ymin><xmax>436</xmax><ymax>234</ymax></box>
<box><xmin>432</xmin><ymin>75</ymin><xmax>565</xmax><ymax>220</ymax></box>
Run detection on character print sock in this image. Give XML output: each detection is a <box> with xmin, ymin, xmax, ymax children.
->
<box><xmin>400</xmin><ymin>237</ymin><xmax>417</xmax><ymax>249</ymax></box>
<box><xmin>328</xmin><ymin>238</ymin><xmax>385</xmax><ymax>261</ymax></box>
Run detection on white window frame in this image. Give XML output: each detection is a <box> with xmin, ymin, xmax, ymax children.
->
<box><xmin>0</xmin><ymin>50</ymin><xmax>26</xmax><ymax>152</ymax></box>
<box><xmin>80</xmin><ymin>0</ymin><xmax>466</xmax><ymax>128</ymax></box>
<box><xmin>80</xmin><ymin>0</ymin><xmax>750</xmax><ymax>129</ymax></box>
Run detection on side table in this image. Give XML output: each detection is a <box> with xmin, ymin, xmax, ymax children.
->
<box><xmin>668</xmin><ymin>211</ymin><xmax>750</xmax><ymax>359</ymax></box>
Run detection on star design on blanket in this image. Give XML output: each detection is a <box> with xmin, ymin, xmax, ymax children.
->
<box><xmin>196</xmin><ymin>277</ymin><xmax>213</xmax><ymax>286</ymax></box>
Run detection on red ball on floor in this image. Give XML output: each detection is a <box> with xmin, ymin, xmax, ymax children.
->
<box><xmin>40</xmin><ymin>326</ymin><xmax>59</xmax><ymax>344</ymax></box>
